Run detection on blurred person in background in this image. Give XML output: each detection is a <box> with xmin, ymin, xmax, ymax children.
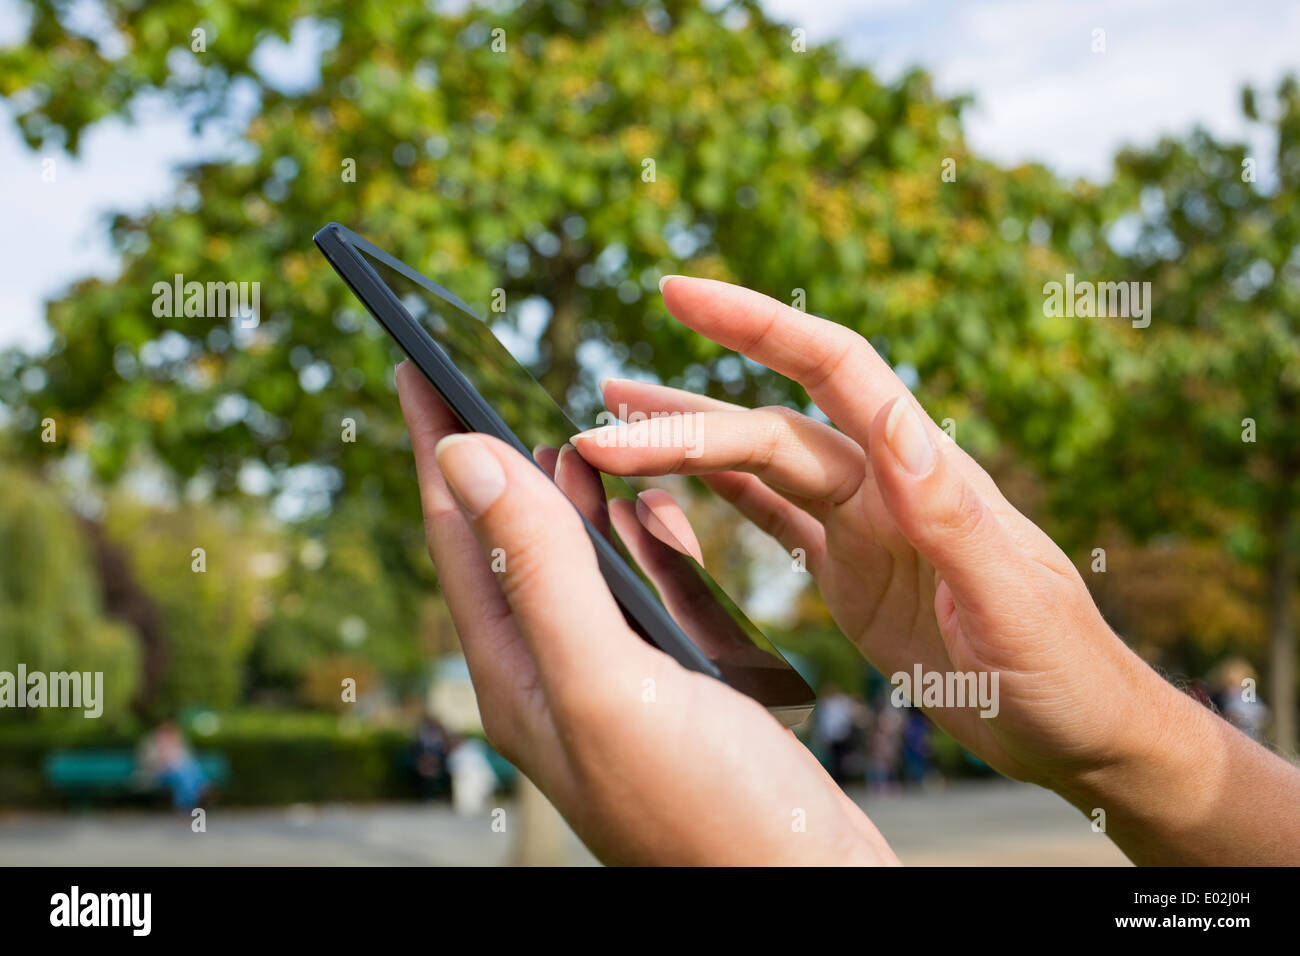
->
<box><xmin>412</xmin><ymin>715</ymin><xmax>452</xmax><ymax>800</ymax></box>
<box><xmin>447</xmin><ymin>736</ymin><xmax>496</xmax><ymax>816</ymax></box>
<box><xmin>866</xmin><ymin>695</ymin><xmax>905</xmax><ymax>795</ymax></box>
<box><xmin>811</xmin><ymin>682</ymin><xmax>867</xmax><ymax>784</ymax></box>
<box><xmin>1210</xmin><ymin>658</ymin><xmax>1270</xmax><ymax>742</ymax></box>
<box><xmin>135</xmin><ymin>720</ymin><xmax>209</xmax><ymax>813</ymax></box>
<box><xmin>902</xmin><ymin>712</ymin><xmax>933</xmax><ymax>788</ymax></box>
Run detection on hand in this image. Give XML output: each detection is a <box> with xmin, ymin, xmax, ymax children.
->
<box><xmin>573</xmin><ymin>276</ymin><xmax>1150</xmax><ymax>787</ymax></box>
<box><xmin>395</xmin><ymin>361</ymin><xmax>897</xmax><ymax>866</ymax></box>
<box><xmin>571</xmin><ymin>277</ymin><xmax>1300</xmax><ymax>865</ymax></box>
<box><xmin>532</xmin><ymin>442</ymin><xmax>775</xmax><ymax>669</ymax></box>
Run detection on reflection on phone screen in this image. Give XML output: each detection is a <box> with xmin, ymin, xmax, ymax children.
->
<box><xmin>360</xmin><ymin>249</ymin><xmax>814</xmax><ymax>710</ymax></box>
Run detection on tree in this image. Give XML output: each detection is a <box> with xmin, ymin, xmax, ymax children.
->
<box><xmin>1051</xmin><ymin>78</ymin><xmax>1300</xmax><ymax>752</ymax></box>
<box><xmin>102</xmin><ymin>492</ymin><xmax>262</xmax><ymax>713</ymax></box>
<box><xmin>2</xmin><ymin>0</ymin><xmax>1289</xmax><ymax>790</ymax></box>
<box><xmin>0</xmin><ymin>468</ymin><xmax>139</xmax><ymax>723</ymax></box>
<box><xmin>0</xmin><ymin>0</ymin><xmax>1119</xmax><ymax>849</ymax></box>
<box><xmin>0</xmin><ymin>0</ymin><xmax>1103</xmax><ymax>511</ymax></box>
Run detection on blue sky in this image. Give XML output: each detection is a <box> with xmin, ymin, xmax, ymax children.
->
<box><xmin>2</xmin><ymin>0</ymin><xmax>1298</xmax><ymax>351</ymax></box>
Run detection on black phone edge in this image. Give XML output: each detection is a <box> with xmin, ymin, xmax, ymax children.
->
<box><xmin>312</xmin><ymin>222</ymin><xmax>727</xmax><ymax>683</ymax></box>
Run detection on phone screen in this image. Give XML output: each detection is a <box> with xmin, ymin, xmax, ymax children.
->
<box><xmin>355</xmin><ymin>246</ymin><xmax>814</xmax><ymax>712</ymax></box>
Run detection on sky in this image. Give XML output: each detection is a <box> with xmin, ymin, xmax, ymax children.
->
<box><xmin>1</xmin><ymin>0</ymin><xmax>1298</xmax><ymax>352</ymax></box>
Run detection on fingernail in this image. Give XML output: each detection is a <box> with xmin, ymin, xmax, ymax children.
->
<box><xmin>570</xmin><ymin>424</ymin><xmax>620</xmax><ymax>446</ymax></box>
<box><xmin>634</xmin><ymin>491</ymin><xmax>654</xmax><ymax>526</ymax></box>
<box><xmin>435</xmin><ymin>435</ymin><xmax>506</xmax><ymax>517</ymax></box>
<box><xmin>885</xmin><ymin>398</ymin><xmax>935</xmax><ymax>477</ymax></box>
<box><xmin>555</xmin><ymin>442</ymin><xmax>577</xmax><ymax>474</ymax></box>
<box><xmin>659</xmin><ymin>274</ymin><xmax>683</xmax><ymax>294</ymax></box>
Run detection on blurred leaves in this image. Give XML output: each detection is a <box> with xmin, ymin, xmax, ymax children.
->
<box><xmin>1</xmin><ymin>0</ymin><xmax>1296</xmax><ymax>713</ymax></box>
<box><xmin>0</xmin><ymin>468</ymin><xmax>139</xmax><ymax>722</ymax></box>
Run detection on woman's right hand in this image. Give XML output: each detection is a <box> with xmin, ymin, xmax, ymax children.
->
<box><xmin>572</xmin><ymin>277</ymin><xmax>1300</xmax><ymax>865</ymax></box>
<box><xmin>574</xmin><ymin>276</ymin><xmax>1148</xmax><ymax>786</ymax></box>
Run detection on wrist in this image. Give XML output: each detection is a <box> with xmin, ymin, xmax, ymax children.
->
<box><xmin>1011</xmin><ymin>624</ymin><xmax>1183</xmax><ymax>798</ymax></box>
<box><xmin>1048</xmin><ymin>651</ymin><xmax>1222</xmax><ymax>863</ymax></box>
<box><xmin>1052</xmin><ymin>663</ymin><xmax>1195</xmax><ymax>801</ymax></box>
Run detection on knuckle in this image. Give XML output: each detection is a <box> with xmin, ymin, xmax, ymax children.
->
<box><xmin>811</xmin><ymin>327</ymin><xmax>867</xmax><ymax>386</ymax></box>
<box><xmin>666</xmin><ymin>440</ymin><xmax>691</xmax><ymax>474</ymax></box>
<box><xmin>756</xmin><ymin>403</ymin><xmax>804</xmax><ymax>424</ymax></box>
<box><xmin>938</xmin><ymin>479</ymin><xmax>989</xmax><ymax>544</ymax></box>
<box><xmin>738</xmin><ymin>298</ymin><xmax>783</xmax><ymax>354</ymax></box>
<box><xmin>495</xmin><ymin>537</ymin><xmax>552</xmax><ymax>604</ymax></box>
<box><xmin>480</xmin><ymin>597</ymin><xmax>515</xmax><ymax>633</ymax></box>
<box><xmin>750</xmin><ymin>408</ymin><xmax>792</xmax><ymax>470</ymax></box>
<box><xmin>827</xmin><ymin>445</ymin><xmax>867</xmax><ymax>504</ymax></box>
<box><xmin>762</xmin><ymin>505</ymin><xmax>792</xmax><ymax>544</ymax></box>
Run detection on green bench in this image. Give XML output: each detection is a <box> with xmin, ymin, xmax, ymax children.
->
<box><xmin>43</xmin><ymin>749</ymin><xmax>230</xmax><ymax>803</ymax></box>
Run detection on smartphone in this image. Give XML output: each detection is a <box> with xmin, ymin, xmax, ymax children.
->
<box><xmin>314</xmin><ymin>223</ymin><xmax>815</xmax><ymax>725</ymax></box>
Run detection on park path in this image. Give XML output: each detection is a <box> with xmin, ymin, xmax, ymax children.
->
<box><xmin>0</xmin><ymin>780</ymin><xmax>1128</xmax><ymax>866</ymax></box>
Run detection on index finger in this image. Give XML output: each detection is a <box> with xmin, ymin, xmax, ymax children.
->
<box><xmin>660</xmin><ymin>276</ymin><xmax>912</xmax><ymax>449</ymax></box>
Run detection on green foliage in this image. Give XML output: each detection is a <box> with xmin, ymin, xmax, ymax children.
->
<box><xmin>0</xmin><ymin>469</ymin><xmax>139</xmax><ymax>723</ymax></box>
<box><xmin>248</xmin><ymin>499</ymin><xmax>426</xmax><ymax>700</ymax></box>
<box><xmin>0</xmin><ymin>0</ymin><xmax>1104</xmax><ymax>503</ymax></box>
<box><xmin>1</xmin><ymin>0</ymin><xmax>1296</xmax><ymax>742</ymax></box>
<box><xmin>102</xmin><ymin>496</ymin><xmax>260</xmax><ymax>712</ymax></box>
<box><xmin>1049</xmin><ymin>78</ymin><xmax>1300</xmax><ymax>552</ymax></box>
<box><xmin>0</xmin><ymin>0</ymin><xmax>1115</xmax><ymax>670</ymax></box>
<box><xmin>211</xmin><ymin>727</ymin><xmax>416</xmax><ymax>804</ymax></box>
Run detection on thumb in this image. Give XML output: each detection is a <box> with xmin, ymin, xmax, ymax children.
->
<box><xmin>868</xmin><ymin>396</ymin><xmax>1028</xmax><ymax>624</ymax></box>
<box><xmin>433</xmin><ymin>433</ymin><xmax>655</xmax><ymax>705</ymax></box>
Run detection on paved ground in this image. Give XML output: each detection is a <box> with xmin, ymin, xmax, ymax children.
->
<box><xmin>858</xmin><ymin>780</ymin><xmax>1129</xmax><ymax>866</ymax></box>
<box><xmin>0</xmin><ymin>779</ymin><xmax>1129</xmax><ymax>866</ymax></box>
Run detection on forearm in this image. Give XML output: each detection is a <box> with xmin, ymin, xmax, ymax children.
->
<box><xmin>1054</xmin><ymin>661</ymin><xmax>1300</xmax><ymax>865</ymax></box>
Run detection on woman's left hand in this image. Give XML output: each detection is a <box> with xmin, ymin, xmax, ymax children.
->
<box><xmin>395</xmin><ymin>360</ymin><xmax>897</xmax><ymax>866</ymax></box>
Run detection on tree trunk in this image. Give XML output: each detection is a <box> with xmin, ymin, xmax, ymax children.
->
<box><xmin>80</xmin><ymin>517</ymin><xmax>169</xmax><ymax>718</ymax></box>
<box><xmin>539</xmin><ymin>265</ymin><xmax>581</xmax><ymax>403</ymax></box>
<box><xmin>510</xmin><ymin>775</ymin><xmax>570</xmax><ymax>866</ymax></box>
<box><xmin>1268</xmin><ymin>507</ymin><xmax>1296</xmax><ymax>757</ymax></box>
